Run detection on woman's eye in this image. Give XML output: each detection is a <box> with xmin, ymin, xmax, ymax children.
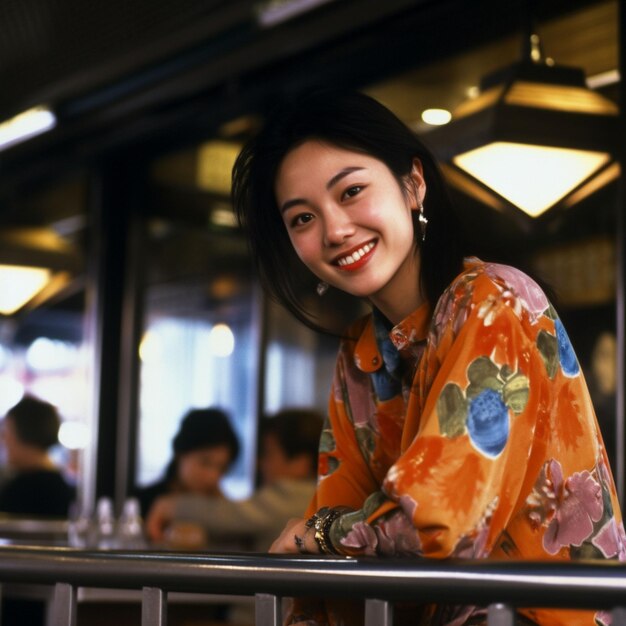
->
<box><xmin>342</xmin><ymin>185</ymin><xmax>364</xmax><ymax>200</ymax></box>
<box><xmin>291</xmin><ymin>213</ymin><xmax>314</xmax><ymax>227</ymax></box>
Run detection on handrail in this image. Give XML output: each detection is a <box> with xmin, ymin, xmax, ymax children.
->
<box><xmin>0</xmin><ymin>545</ymin><xmax>625</xmax><ymax>625</ymax></box>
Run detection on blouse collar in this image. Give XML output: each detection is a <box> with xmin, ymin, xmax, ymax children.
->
<box><xmin>354</xmin><ymin>301</ymin><xmax>430</xmax><ymax>374</ymax></box>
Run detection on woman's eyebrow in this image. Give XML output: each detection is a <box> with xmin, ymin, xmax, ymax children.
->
<box><xmin>280</xmin><ymin>198</ymin><xmax>305</xmax><ymax>214</ymax></box>
<box><xmin>280</xmin><ymin>166</ymin><xmax>366</xmax><ymax>214</ymax></box>
<box><xmin>326</xmin><ymin>166</ymin><xmax>365</xmax><ymax>190</ymax></box>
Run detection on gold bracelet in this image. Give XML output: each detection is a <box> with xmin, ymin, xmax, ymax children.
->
<box><xmin>305</xmin><ymin>507</ymin><xmax>342</xmax><ymax>555</ymax></box>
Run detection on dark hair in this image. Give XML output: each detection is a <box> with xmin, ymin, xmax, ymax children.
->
<box><xmin>6</xmin><ymin>395</ymin><xmax>60</xmax><ymax>450</ymax></box>
<box><xmin>232</xmin><ymin>90</ymin><xmax>466</xmax><ymax>331</ymax></box>
<box><xmin>260</xmin><ymin>408</ymin><xmax>323</xmax><ymax>475</ymax></box>
<box><xmin>165</xmin><ymin>407</ymin><xmax>240</xmax><ymax>480</ymax></box>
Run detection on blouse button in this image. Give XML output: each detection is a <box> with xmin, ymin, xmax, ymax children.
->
<box><xmin>372</xmin><ymin>356</ymin><xmax>380</xmax><ymax>366</ymax></box>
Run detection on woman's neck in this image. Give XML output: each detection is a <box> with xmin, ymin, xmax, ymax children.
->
<box><xmin>369</xmin><ymin>248</ymin><xmax>424</xmax><ymax>325</ymax></box>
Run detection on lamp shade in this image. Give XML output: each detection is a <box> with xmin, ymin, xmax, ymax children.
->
<box><xmin>427</xmin><ymin>60</ymin><xmax>619</xmax><ymax>219</ymax></box>
<box><xmin>0</xmin><ymin>265</ymin><xmax>51</xmax><ymax>315</ymax></box>
<box><xmin>0</xmin><ymin>228</ymin><xmax>80</xmax><ymax>315</ymax></box>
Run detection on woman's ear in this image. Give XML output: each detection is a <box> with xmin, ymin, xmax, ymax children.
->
<box><xmin>406</xmin><ymin>158</ymin><xmax>426</xmax><ymax>209</ymax></box>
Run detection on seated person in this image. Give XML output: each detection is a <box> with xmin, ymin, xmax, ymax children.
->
<box><xmin>0</xmin><ymin>395</ymin><xmax>75</xmax><ymax>517</ymax></box>
<box><xmin>135</xmin><ymin>407</ymin><xmax>240</xmax><ymax>517</ymax></box>
<box><xmin>145</xmin><ymin>408</ymin><xmax>323</xmax><ymax>552</ymax></box>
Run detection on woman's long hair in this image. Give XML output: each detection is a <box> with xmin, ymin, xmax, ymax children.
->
<box><xmin>232</xmin><ymin>90</ymin><xmax>466</xmax><ymax>332</ymax></box>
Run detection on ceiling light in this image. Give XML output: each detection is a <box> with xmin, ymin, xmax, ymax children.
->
<box><xmin>0</xmin><ymin>265</ymin><xmax>51</xmax><ymax>315</ymax></box>
<box><xmin>197</xmin><ymin>140</ymin><xmax>242</xmax><ymax>196</ymax></box>
<box><xmin>256</xmin><ymin>0</ymin><xmax>335</xmax><ymax>27</ymax></box>
<box><xmin>427</xmin><ymin>33</ymin><xmax>618</xmax><ymax>220</ymax></box>
<box><xmin>0</xmin><ymin>105</ymin><xmax>56</xmax><ymax>152</ymax></box>
<box><xmin>453</xmin><ymin>142</ymin><xmax>610</xmax><ymax>218</ymax></box>
<box><xmin>0</xmin><ymin>227</ymin><xmax>80</xmax><ymax>315</ymax></box>
<box><xmin>421</xmin><ymin>108</ymin><xmax>452</xmax><ymax>126</ymax></box>
<box><xmin>208</xmin><ymin>323</ymin><xmax>235</xmax><ymax>357</ymax></box>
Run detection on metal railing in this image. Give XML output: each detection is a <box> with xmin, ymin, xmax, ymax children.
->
<box><xmin>0</xmin><ymin>545</ymin><xmax>625</xmax><ymax>625</ymax></box>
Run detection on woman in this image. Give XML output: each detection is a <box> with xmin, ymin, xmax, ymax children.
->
<box><xmin>232</xmin><ymin>91</ymin><xmax>625</xmax><ymax>626</ymax></box>
<box><xmin>145</xmin><ymin>408</ymin><xmax>323</xmax><ymax>552</ymax></box>
<box><xmin>135</xmin><ymin>407</ymin><xmax>240</xmax><ymax>518</ymax></box>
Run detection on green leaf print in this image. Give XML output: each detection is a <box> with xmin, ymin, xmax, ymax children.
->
<box><xmin>537</xmin><ymin>329</ymin><xmax>559</xmax><ymax>379</ymax></box>
<box><xmin>437</xmin><ymin>383</ymin><xmax>468</xmax><ymax>437</ymax></box>
<box><xmin>319</xmin><ymin>430</ymin><xmax>336</xmax><ymax>453</ymax></box>
<box><xmin>326</xmin><ymin>456</ymin><xmax>340</xmax><ymax>475</ymax></box>
<box><xmin>467</xmin><ymin>356</ymin><xmax>501</xmax><ymax>385</ymax></box>
<box><xmin>329</xmin><ymin>493</ymin><xmax>387</xmax><ymax>546</ymax></box>
<box><xmin>362</xmin><ymin>491</ymin><xmax>387</xmax><ymax>517</ymax></box>
<box><xmin>500</xmin><ymin>364</ymin><xmax>513</xmax><ymax>379</ymax></box>
<box><xmin>502</xmin><ymin>373</ymin><xmax>529</xmax><ymax>414</ymax></box>
<box><xmin>466</xmin><ymin>356</ymin><xmax>503</xmax><ymax>399</ymax></box>
<box><xmin>545</xmin><ymin>303</ymin><xmax>558</xmax><ymax>321</ymax></box>
<box><xmin>356</xmin><ymin>427</ymin><xmax>375</xmax><ymax>455</ymax></box>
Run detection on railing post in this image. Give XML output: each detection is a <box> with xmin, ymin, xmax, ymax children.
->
<box><xmin>52</xmin><ymin>582</ymin><xmax>76</xmax><ymax>626</ymax></box>
<box><xmin>613</xmin><ymin>607</ymin><xmax>626</xmax><ymax>625</ymax></box>
<box><xmin>365</xmin><ymin>598</ymin><xmax>393</xmax><ymax>626</ymax></box>
<box><xmin>487</xmin><ymin>603</ymin><xmax>515</xmax><ymax>626</ymax></box>
<box><xmin>255</xmin><ymin>593</ymin><xmax>281</xmax><ymax>626</ymax></box>
<box><xmin>142</xmin><ymin>587</ymin><xmax>167</xmax><ymax>626</ymax></box>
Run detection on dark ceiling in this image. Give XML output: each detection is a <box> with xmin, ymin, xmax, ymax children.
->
<box><xmin>0</xmin><ymin>0</ymin><xmax>605</xmax><ymax>200</ymax></box>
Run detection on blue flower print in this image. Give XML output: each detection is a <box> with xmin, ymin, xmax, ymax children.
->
<box><xmin>467</xmin><ymin>388</ymin><xmax>509</xmax><ymax>457</ymax></box>
<box><xmin>555</xmin><ymin>318</ymin><xmax>580</xmax><ymax>377</ymax></box>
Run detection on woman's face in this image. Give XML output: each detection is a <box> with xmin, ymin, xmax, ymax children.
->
<box><xmin>275</xmin><ymin>141</ymin><xmax>426</xmax><ymax>322</ymax></box>
<box><xmin>176</xmin><ymin>444</ymin><xmax>233</xmax><ymax>496</ymax></box>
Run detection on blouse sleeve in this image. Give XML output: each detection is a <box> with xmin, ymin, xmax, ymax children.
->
<box><xmin>305</xmin><ymin>338</ymin><xmax>383</xmax><ymax>518</ymax></box>
<box><xmin>319</xmin><ymin>274</ymin><xmax>580</xmax><ymax>559</ymax></box>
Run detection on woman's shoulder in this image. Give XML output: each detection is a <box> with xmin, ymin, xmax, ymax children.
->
<box><xmin>431</xmin><ymin>257</ymin><xmax>553</xmax><ymax>336</ymax></box>
<box><xmin>445</xmin><ymin>258</ymin><xmax>551</xmax><ymax>314</ymax></box>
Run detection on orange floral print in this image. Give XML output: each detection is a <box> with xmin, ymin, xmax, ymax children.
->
<box><xmin>296</xmin><ymin>258</ymin><xmax>625</xmax><ymax>626</ymax></box>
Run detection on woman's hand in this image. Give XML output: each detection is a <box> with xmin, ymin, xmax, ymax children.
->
<box><xmin>269</xmin><ymin>517</ymin><xmax>318</xmax><ymax>554</ymax></box>
<box><xmin>145</xmin><ymin>495</ymin><xmax>177</xmax><ymax>542</ymax></box>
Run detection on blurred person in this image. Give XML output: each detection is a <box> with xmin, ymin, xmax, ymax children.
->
<box><xmin>135</xmin><ymin>407</ymin><xmax>240</xmax><ymax>518</ymax></box>
<box><xmin>145</xmin><ymin>408</ymin><xmax>323</xmax><ymax>552</ymax></box>
<box><xmin>0</xmin><ymin>395</ymin><xmax>75</xmax><ymax>517</ymax></box>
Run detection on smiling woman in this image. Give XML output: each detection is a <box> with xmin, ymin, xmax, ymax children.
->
<box><xmin>276</xmin><ymin>141</ymin><xmax>424</xmax><ymax>322</ymax></box>
<box><xmin>232</xmin><ymin>91</ymin><xmax>625</xmax><ymax>626</ymax></box>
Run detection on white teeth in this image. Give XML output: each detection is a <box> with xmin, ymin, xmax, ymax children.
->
<box><xmin>337</xmin><ymin>242</ymin><xmax>375</xmax><ymax>266</ymax></box>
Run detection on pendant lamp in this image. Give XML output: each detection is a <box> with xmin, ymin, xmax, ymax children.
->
<box><xmin>427</xmin><ymin>28</ymin><xmax>619</xmax><ymax>221</ymax></box>
<box><xmin>0</xmin><ymin>228</ymin><xmax>79</xmax><ymax>315</ymax></box>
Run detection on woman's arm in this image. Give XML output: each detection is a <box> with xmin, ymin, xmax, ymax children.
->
<box><xmin>310</xmin><ymin>277</ymin><xmax>559</xmax><ymax>559</ymax></box>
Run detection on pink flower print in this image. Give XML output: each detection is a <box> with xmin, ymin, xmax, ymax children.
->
<box><xmin>340</xmin><ymin>521</ymin><xmax>379</xmax><ymax>555</ymax></box>
<box><xmin>398</xmin><ymin>494</ymin><xmax>418</xmax><ymax>520</ymax></box>
<box><xmin>543</xmin><ymin>469</ymin><xmax>603</xmax><ymax>555</ymax></box>
<box><xmin>594</xmin><ymin>610</ymin><xmax>612</xmax><ymax>626</ymax></box>
<box><xmin>375</xmin><ymin>510</ymin><xmax>422</xmax><ymax>556</ymax></box>
<box><xmin>485</xmin><ymin>264</ymin><xmax>550</xmax><ymax>322</ymax></box>
<box><xmin>433</xmin><ymin>290</ymin><xmax>456</xmax><ymax>332</ymax></box>
<box><xmin>592</xmin><ymin>518</ymin><xmax>626</xmax><ymax>560</ymax></box>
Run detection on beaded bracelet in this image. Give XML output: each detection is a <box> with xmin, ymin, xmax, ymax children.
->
<box><xmin>305</xmin><ymin>507</ymin><xmax>342</xmax><ymax>555</ymax></box>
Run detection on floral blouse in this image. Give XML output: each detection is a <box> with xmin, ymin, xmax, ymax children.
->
<box><xmin>297</xmin><ymin>257</ymin><xmax>625</xmax><ymax>626</ymax></box>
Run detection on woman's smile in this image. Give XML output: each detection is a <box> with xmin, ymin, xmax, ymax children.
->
<box><xmin>275</xmin><ymin>140</ymin><xmax>426</xmax><ymax>323</ymax></box>
<box><xmin>333</xmin><ymin>239</ymin><xmax>377</xmax><ymax>270</ymax></box>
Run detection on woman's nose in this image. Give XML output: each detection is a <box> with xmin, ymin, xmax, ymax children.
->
<box><xmin>322</xmin><ymin>207</ymin><xmax>355</xmax><ymax>246</ymax></box>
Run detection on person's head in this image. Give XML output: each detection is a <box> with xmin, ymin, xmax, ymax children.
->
<box><xmin>167</xmin><ymin>408</ymin><xmax>240</xmax><ymax>496</ymax></box>
<box><xmin>233</xmin><ymin>90</ymin><xmax>465</xmax><ymax>329</ymax></box>
<box><xmin>258</xmin><ymin>408</ymin><xmax>324</xmax><ymax>484</ymax></box>
<box><xmin>2</xmin><ymin>395</ymin><xmax>60</xmax><ymax>469</ymax></box>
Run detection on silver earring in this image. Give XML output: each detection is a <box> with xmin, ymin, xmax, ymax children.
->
<box><xmin>418</xmin><ymin>203</ymin><xmax>428</xmax><ymax>242</ymax></box>
<box><xmin>316</xmin><ymin>281</ymin><xmax>329</xmax><ymax>296</ymax></box>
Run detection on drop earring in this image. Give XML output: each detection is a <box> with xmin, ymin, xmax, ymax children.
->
<box><xmin>418</xmin><ymin>203</ymin><xmax>428</xmax><ymax>242</ymax></box>
<box><xmin>316</xmin><ymin>281</ymin><xmax>329</xmax><ymax>296</ymax></box>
